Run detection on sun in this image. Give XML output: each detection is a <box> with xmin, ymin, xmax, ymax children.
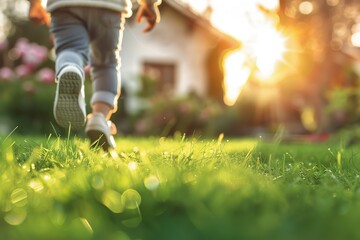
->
<box><xmin>213</xmin><ymin>1</ymin><xmax>288</xmax><ymax>106</ymax></box>
<box><xmin>223</xmin><ymin>50</ymin><xmax>251</xmax><ymax>106</ymax></box>
<box><xmin>251</xmin><ymin>26</ymin><xmax>287</xmax><ymax>78</ymax></box>
<box><xmin>222</xmin><ymin>25</ymin><xmax>287</xmax><ymax>106</ymax></box>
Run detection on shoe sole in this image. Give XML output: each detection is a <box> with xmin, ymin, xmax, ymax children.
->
<box><xmin>54</xmin><ymin>71</ymin><xmax>85</xmax><ymax>130</ymax></box>
<box><xmin>86</xmin><ymin>130</ymin><xmax>111</xmax><ymax>151</ymax></box>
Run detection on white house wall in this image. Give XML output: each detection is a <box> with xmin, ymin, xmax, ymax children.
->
<box><xmin>120</xmin><ymin>6</ymin><xmax>221</xmax><ymax>112</ymax></box>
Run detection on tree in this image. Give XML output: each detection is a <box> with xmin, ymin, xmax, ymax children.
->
<box><xmin>277</xmin><ymin>0</ymin><xmax>360</xmax><ymax>132</ymax></box>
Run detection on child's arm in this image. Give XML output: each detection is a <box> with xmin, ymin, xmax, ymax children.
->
<box><xmin>136</xmin><ymin>0</ymin><xmax>161</xmax><ymax>32</ymax></box>
<box><xmin>28</xmin><ymin>0</ymin><xmax>50</xmax><ymax>26</ymax></box>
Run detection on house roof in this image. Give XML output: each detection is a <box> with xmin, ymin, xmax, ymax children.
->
<box><xmin>131</xmin><ymin>0</ymin><xmax>239</xmax><ymax>49</ymax></box>
<box><xmin>163</xmin><ymin>0</ymin><xmax>240</xmax><ymax>49</ymax></box>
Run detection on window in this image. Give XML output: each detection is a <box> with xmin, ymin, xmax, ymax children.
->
<box><xmin>143</xmin><ymin>62</ymin><xmax>176</xmax><ymax>94</ymax></box>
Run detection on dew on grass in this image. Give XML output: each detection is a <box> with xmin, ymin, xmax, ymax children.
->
<box><xmin>10</xmin><ymin>188</ymin><xmax>27</xmax><ymax>207</ymax></box>
<box><xmin>140</xmin><ymin>150</ymin><xmax>147</xmax><ymax>158</ymax></box>
<box><xmin>128</xmin><ymin>162</ymin><xmax>137</xmax><ymax>171</ymax></box>
<box><xmin>133</xmin><ymin>147</ymin><xmax>139</xmax><ymax>153</ymax></box>
<box><xmin>162</xmin><ymin>151</ymin><xmax>170</xmax><ymax>160</ymax></box>
<box><xmin>121</xmin><ymin>189</ymin><xmax>141</xmax><ymax>210</ymax></box>
<box><xmin>21</xmin><ymin>165</ymin><xmax>30</xmax><ymax>173</ymax></box>
<box><xmin>43</xmin><ymin>174</ymin><xmax>51</xmax><ymax>181</ymax></box>
<box><xmin>102</xmin><ymin>190</ymin><xmax>124</xmax><ymax>213</ymax></box>
<box><xmin>40</xmin><ymin>173</ymin><xmax>57</xmax><ymax>184</ymax></box>
<box><xmin>78</xmin><ymin>150</ymin><xmax>84</xmax><ymax>159</ymax></box>
<box><xmin>144</xmin><ymin>175</ymin><xmax>160</xmax><ymax>191</ymax></box>
<box><xmin>4</xmin><ymin>208</ymin><xmax>27</xmax><ymax>226</ymax></box>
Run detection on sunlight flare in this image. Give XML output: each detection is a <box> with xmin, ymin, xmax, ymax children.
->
<box><xmin>41</xmin><ymin>0</ymin><xmax>48</xmax><ymax>7</ymax></box>
<box><xmin>213</xmin><ymin>0</ymin><xmax>287</xmax><ymax>105</ymax></box>
<box><xmin>223</xmin><ymin>26</ymin><xmax>287</xmax><ymax>105</ymax></box>
<box><xmin>223</xmin><ymin>50</ymin><xmax>251</xmax><ymax>106</ymax></box>
<box><xmin>252</xmin><ymin>27</ymin><xmax>287</xmax><ymax>78</ymax></box>
<box><xmin>299</xmin><ymin>1</ymin><xmax>314</xmax><ymax>15</ymax></box>
<box><xmin>351</xmin><ymin>32</ymin><xmax>360</xmax><ymax>47</ymax></box>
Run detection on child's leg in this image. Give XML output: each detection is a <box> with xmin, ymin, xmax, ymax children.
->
<box><xmin>85</xmin><ymin>9</ymin><xmax>125</xmax><ymax>150</ymax></box>
<box><xmin>92</xmin><ymin>103</ymin><xmax>113</xmax><ymax>120</ymax></box>
<box><xmin>50</xmin><ymin>8</ymin><xmax>90</xmax><ymax>129</ymax></box>
<box><xmin>88</xmin><ymin>10</ymin><xmax>125</xmax><ymax>119</ymax></box>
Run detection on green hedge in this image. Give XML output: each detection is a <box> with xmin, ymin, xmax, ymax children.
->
<box><xmin>0</xmin><ymin>77</ymin><xmax>94</xmax><ymax>135</ymax></box>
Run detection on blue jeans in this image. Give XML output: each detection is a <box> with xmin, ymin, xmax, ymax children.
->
<box><xmin>50</xmin><ymin>7</ymin><xmax>125</xmax><ymax>111</ymax></box>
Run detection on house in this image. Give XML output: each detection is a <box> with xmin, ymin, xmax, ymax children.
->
<box><xmin>120</xmin><ymin>0</ymin><xmax>239</xmax><ymax>114</ymax></box>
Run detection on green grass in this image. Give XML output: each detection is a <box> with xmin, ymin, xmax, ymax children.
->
<box><xmin>1</xmin><ymin>132</ymin><xmax>360</xmax><ymax>240</ymax></box>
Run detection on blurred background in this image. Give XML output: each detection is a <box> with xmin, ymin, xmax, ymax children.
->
<box><xmin>0</xmin><ymin>0</ymin><xmax>359</xmax><ymax>139</ymax></box>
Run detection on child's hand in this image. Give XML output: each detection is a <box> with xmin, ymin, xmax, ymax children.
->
<box><xmin>28</xmin><ymin>0</ymin><xmax>50</xmax><ymax>27</ymax></box>
<box><xmin>136</xmin><ymin>2</ymin><xmax>161</xmax><ymax>32</ymax></box>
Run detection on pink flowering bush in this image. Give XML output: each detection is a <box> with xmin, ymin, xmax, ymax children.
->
<box><xmin>0</xmin><ymin>67</ymin><xmax>15</xmax><ymax>80</ymax></box>
<box><xmin>37</xmin><ymin>67</ymin><xmax>55</xmax><ymax>85</ymax></box>
<box><xmin>0</xmin><ymin>38</ymin><xmax>58</xmax><ymax>134</ymax></box>
<box><xmin>0</xmin><ymin>38</ymin><xmax>53</xmax><ymax>81</ymax></box>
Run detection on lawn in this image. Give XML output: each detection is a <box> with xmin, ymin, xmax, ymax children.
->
<box><xmin>1</xmin><ymin>131</ymin><xmax>360</xmax><ymax>240</ymax></box>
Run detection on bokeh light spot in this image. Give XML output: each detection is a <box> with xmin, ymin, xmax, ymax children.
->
<box><xmin>121</xmin><ymin>189</ymin><xmax>141</xmax><ymax>210</ymax></box>
<box><xmin>28</xmin><ymin>179</ymin><xmax>44</xmax><ymax>192</ymax></box>
<box><xmin>301</xmin><ymin>107</ymin><xmax>317</xmax><ymax>132</ymax></box>
<box><xmin>144</xmin><ymin>175</ymin><xmax>160</xmax><ymax>191</ymax></box>
<box><xmin>102</xmin><ymin>190</ymin><xmax>124</xmax><ymax>213</ymax></box>
<box><xmin>351</xmin><ymin>32</ymin><xmax>360</xmax><ymax>47</ymax></box>
<box><xmin>299</xmin><ymin>1</ymin><xmax>314</xmax><ymax>15</ymax></box>
<box><xmin>326</xmin><ymin>0</ymin><xmax>340</xmax><ymax>6</ymax></box>
<box><xmin>10</xmin><ymin>188</ymin><xmax>28</xmax><ymax>207</ymax></box>
<box><xmin>4</xmin><ymin>208</ymin><xmax>27</xmax><ymax>226</ymax></box>
<box><xmin>91</xmin><ymin>175</ymin><xmax>104</xmax><ymax>190</ymax></box>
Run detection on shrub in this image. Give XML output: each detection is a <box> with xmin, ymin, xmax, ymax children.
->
<box><xmin>131</xmin><ymin>94</ymin><xmax>242</xmax><ymax>137</ymax></box>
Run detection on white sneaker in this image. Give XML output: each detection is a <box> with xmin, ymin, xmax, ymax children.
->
<box><xmin>85</xmin><ymin>113</ymin><xmax>117</xmax><ymax>151</ymax></box>
<box><xmin>53</xmin><ymin>65</ymin><xmax>86</xmax><ymax>130</ymax></box>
